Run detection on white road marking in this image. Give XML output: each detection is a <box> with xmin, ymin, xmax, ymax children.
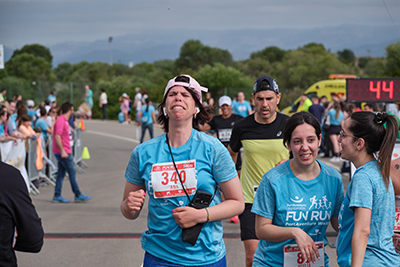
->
<box><xmin>84</xmin><ymin>130</ymin><xmax>140</xmax><ymax>143</ymax></box>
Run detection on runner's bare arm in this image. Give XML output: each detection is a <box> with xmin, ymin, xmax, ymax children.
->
<box><xmin>121</xmin><ymin>181</ymin><xmax>146</xmax><ymax>220</ymax></box>
<box><xmin>330</xmin><ymin>216</ymin><xmax>339</xmax><ymax>232</ymax></box>
<box><xmin>172</xmin><ymin>176</ymin><xmax>244</xmax><ymax>228</ymax></box>
<box><xmin>255</xmin><ymin>215</ymin><xmax>320</xmax><ymax>263</ymax></box>
<box><xmin>390</xmin><ymin>157</ymin><xmax>400</xmax><ymax>195</ymax></box>
<box><xmin>351</xmin><ymin>207</ymin><xmax>371</xmax><ymax>267</ymax></box>
<box><xmin>228</xmin><ymin>145</ymin><xmax>238</xmax><ymax>164</ymax></box>
<box><xmin>197</xmin><ymin>123</ymin><xmax>211</xmax><ymax>132</ymax></box>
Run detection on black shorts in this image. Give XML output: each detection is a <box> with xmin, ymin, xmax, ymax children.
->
<box><xmin>239</xmin><ymin>203</ymin><xmax>258</xmax><ymax>241</ymax></box>
<box><xmin>327</xmin><ymin>125</ymin><xmax>341</xmax><ymax>136</ymax></box>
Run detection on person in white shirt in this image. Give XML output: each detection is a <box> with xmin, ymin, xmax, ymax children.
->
<box><xmin>133</xmin><ymin>87</ymin><xmax>142</xmax><ymax>121</ymax></box>
<box><xmin>99</xmin><ymin>89</ymin><xmax>108</xmax><ymax>120</ymax></box>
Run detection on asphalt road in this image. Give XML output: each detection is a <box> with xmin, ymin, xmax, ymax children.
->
<box><xmin>16</xmin><ymin>120</ymin><xmax>348</xmax><ymax>267</ymax></box>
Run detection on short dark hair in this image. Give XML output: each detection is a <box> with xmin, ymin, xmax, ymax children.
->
<box><xmin>39</xmin><ymin>106</ymin><xmax>47</xmax><ymax>117</ymax></box>
<box><xmin>60</xmin><ymin>102</ymin><xmax>73</xmax><ymax>115</ymax></box>
<box><xmin>283</xmin><ymin>111</ymin><xmax>321</xmax><ymax>159</ymax></box>
<box><xmin>364</xmin><ymin>103</ymin><xmax>377</xmax><ymax>111</ymax></box>
<box><xmin>21</xmin><ymin>114</ymin><xmax>32</xmax><ymax>122</ymax></box>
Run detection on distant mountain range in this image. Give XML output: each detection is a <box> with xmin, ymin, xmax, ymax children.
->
<box><xmin>3</xmin><ymin>25</ymin><xmax>399</xmax><ymax>68</ymax></box>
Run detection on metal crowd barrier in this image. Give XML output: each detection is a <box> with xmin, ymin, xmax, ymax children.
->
<box><xmin>47</xmin><ymin>135</ymin><xmax>58</xmax><ymax>177</ymax></box>
<box><xmin>0</xmin><ymin>126</ymin><xmax>88</xmax><ymax>195</ymax></box>
<box><xmin>73</xmin><ymin>128</ymin><xmax>88</xmax><ymax>173</ymax></box>
<box><xmin>26</xmin><ymin>137</ymin><xmax>56</xmax><ymax>195</ymax></box>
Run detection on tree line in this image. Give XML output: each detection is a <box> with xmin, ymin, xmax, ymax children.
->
<box><xmin>0</xmin><ymin>40</ymin><xmax>399</xmax><ymax>120</ymax></box>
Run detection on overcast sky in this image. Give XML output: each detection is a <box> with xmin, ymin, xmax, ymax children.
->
<box><xmin>1</xmin><ymin>0</ymin><xmax>400</xmax><ymax>49</ymax></box>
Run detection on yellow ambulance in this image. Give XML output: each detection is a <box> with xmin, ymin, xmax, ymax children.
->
<box><xmin>282</xmin><ymin>74</ymin><xmax>357</xmax><ymax>115</ymax></box>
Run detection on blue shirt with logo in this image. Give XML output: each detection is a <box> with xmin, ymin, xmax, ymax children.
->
<box><xmin>125</xmin><ymin>129</ymin><xmax>237</xmax><ymax>265</ymax></box>
<box><xmin>252</xmin><ymin>160</ymin><xmax>344</xmax><ymax>267</ymax></box>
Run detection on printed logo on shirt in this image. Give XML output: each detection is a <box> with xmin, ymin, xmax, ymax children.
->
<box><xmin>309</xmin><ymin>229</ymin><xmax>321</xmax><ymax>237</ymax></box>
<box><xmin>277</xmin><ymin>131</ymin><xmax>282</xmax><ymax>137</ymax></box>
<box><xmin>285</xmin><ymin>195</ymin><xmax>332</xmax><ymax>227</ymax></box>
<box><xmin>290</xmin><ymin>196</ymin><xmax>304</xmax><ymax>203</ymax></box>
<box><xmin>238</xmin><ymin>105</ymin><xmax>246</xmax><ymax>112</ymax></box>
<box><xmin>288</xmin><ymin>196</ymin><xmax>306</xmax><ymax>210</ymax></box>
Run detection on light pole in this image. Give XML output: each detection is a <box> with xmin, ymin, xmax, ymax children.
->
<box><xmin>109</xmin><ymin>36</ymin><xmax>113</xmax><ymax>65</ymax></box>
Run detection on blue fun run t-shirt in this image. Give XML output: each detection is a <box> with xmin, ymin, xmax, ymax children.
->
<box><xmin>252</xmin><ymin>160</ymin><xmax>344</xmax><ymax>267</ymax></box>
<box><xmin>125</xmin><ymin>129</ymin><xmax>237</xmax><ymax>266</ymax></box>
<box><xmin>337</xmin><ymin>160</ymin><xmax>400</xmax><ymax>267</ymax></box>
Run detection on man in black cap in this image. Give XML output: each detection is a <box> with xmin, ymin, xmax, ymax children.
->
<box><xmin>228</xmin><ymin>75</ymin><xmax>289</xmax><ymax>267</ymax></box>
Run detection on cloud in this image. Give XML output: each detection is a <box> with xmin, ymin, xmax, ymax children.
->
<box><xmin>0</xmin><ymin>0</ymin><xmax>399</xmax><ymax>48</ymax></box>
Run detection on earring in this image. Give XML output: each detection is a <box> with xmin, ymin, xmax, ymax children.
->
<box><xmin>194</xmin><ymin>107</ymin><xmax>199</xmax><ymax>119</ymax></box>
<box><xmin>163</xmin><ymin>107</ymin><xmax>168</xmax><ymax>118</ymax></box>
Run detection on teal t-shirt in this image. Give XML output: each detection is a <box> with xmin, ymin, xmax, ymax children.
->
<box><xmin>125</xmin><ymin>129</ymin><xmax>237</xmax><ymax>265</ymax></box>
<box><xmin>0</xmin><ymin>124</ymin><xmax>4</xmax><ymax>137</ymax></box>
<box><xmin>35</xmin><ymin>118</ymin><xmax>49</xmax><ymax>141</ymax></box>
<box><xmin>252</xmin><ymin>160</ymin><xmax>344</xmax><ymax>267</ymax></box>
<box><xmin>85</xmin><ymin>90</ymin><xmax>93</xmax><ymax>109</ymax></box>
<box><xmin>327</xmin><ymin>109</ymin><xmax>343</xmax><ymax>126</ymax></box>
<box><xmin>140</xmin><ymin>105</ymin><xmax>155</xmax><ymax>125</ymax></box>
<box><xmin>337</xmin><ymin>160</ymin><xmax>400</xmax><ymax>266</ymax></box>
<box><xmin>233</xmin><ymin>100</ymin><xmax>251</xmax><ymax>117</ymax></box>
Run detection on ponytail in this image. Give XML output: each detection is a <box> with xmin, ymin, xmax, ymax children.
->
<box><xmin>349</xmin><ymin>112</ymin><xmax>398</xmax><ymax>189</ymax></box>
<box><xmin>378</xmin><ymin>114</ymin><xmax>398</xmax><ymax>189</ymax></box>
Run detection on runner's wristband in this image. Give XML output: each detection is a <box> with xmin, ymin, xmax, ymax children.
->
<box><xmin>205</xmin><ymin>207</ymin><xmax>210</xmax><ymax>222</ymax></box>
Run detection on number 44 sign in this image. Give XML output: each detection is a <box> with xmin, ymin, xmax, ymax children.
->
<box><xmin>284</xmin><ymin>241</ymin><xmax>324</xmax><ymax>267</ymax></box>
<box><xmin>346</xmin><ymin>78</ymin><xmax>400</xmax><ymax>102</ymax></box>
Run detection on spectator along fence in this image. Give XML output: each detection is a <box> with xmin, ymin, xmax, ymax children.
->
<box><xmin>0</xmin><ymin>128</ymin><xmax>87</xmax><ymax>195</ymax></box>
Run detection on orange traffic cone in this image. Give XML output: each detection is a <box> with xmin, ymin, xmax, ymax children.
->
<box><xmin>80</xmin><ymin>118</ymin><xmax>85</xmax><ymax>131</ymax></box>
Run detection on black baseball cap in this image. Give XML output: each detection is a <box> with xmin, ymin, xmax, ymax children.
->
<box><xmin>253</xmin><ymin>76</ymin><xmax>279</xmax><ymax>94</ymax></box>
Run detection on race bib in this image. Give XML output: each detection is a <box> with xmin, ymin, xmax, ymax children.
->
<box><xmin>218</xmin><ymin>128</ymin><xmax>232</xmax><ymax>143</ymax></box>
<box><xmin>395</xmin><ymin>207</ymin><xmax>400</xmax><ymax>233</ymax></box>
<box><xmin>283</xmin><ymin>241</ymin><xmax>324</xmax><ymax>267</ymax></box>
<box><xmin>253</xmin><ymin>185</ymin><xmax>258</xmax><ymax>197</ymax></box>
<box><xmin>151</xmin><ymin>160</ymin><xmax>197</xmax><ymax>198</ymax></box>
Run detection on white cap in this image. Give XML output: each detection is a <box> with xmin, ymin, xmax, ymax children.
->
<box><xmin>219</xmin><ymin>96</ymin><xmax>232</xmax><ymax>107</ymax></box>
<box><xmin>122</xmin><ymin>93</ymin><xmax>128</xmax><ymax>97</ymax></box>
<box><xmin>26</xmin><ymin>100</ymin><xmax>34</xmax><ymax>108</ymax></box>
<box><xmin>164</xmin><ymin>74</ymin><xmax>208</xmax><ymax>103</ymax></box>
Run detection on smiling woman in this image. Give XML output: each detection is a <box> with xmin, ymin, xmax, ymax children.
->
<box><xmin>251</xmin><ymin>111</ymin><xmax>344</xmax><ymax>267</ymax></box>
<box><xmin>121</xmin><ymin>74</ymin><xmax>244</xmax><ymax>267</ymax></box>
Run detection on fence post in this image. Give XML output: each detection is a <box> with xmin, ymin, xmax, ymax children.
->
<box><xmin>8</xmin><ymin>82</ymin><xmax>12</xmax><ymax>99</ymax></box>
<box><xmin>38</xmin><ymin>81</ymin><xmax>44</xmax><ymax>100</ymax></box>
<box><xmin>70</xmin><ymin>82</ymin><xmax>73</xmax><ymax>103</ymax></box>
